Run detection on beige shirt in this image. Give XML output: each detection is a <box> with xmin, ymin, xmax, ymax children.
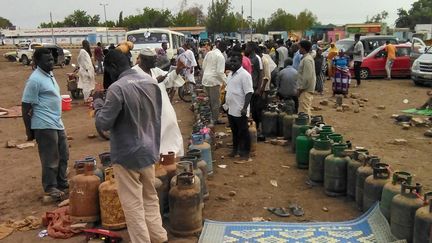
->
<box><xmin>297</xmin><ymin>53</ymin><xmax>316</xmax><ymax>92</ymax></box>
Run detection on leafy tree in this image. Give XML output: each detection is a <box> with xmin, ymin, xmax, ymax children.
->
<box><xmin>296</xmin><ymin>9</ymin><xmax>318</xmax><ymax>31</ymax></box>
<box><xmin>39</xmin><ymin>10</ymin><xmax>100</xmax><ymax>27</ymax></box>
<box><xmin>117</xmin><ymin>11</ymin><xmax>124</xmax><ymax>27</ymax></box>
<box><xmin>252</xmin><ymin>18</ymin><xmax>267</xmax><ymax>34</ymax></box>
<box><xmin>206</xmin><ymin>0</ymin><xmax>238</xmax><ymax>33</ymax></box>
<box><xmin>122</xmin><ymin>7</ymin><xmax>173</xmax><ymax>30</ymax></box>
<box><xmin>368</xmin><ymin>11</ymin><xmax>388</xmax><ymax>23</ymax></box>
<box><xmin>266</xmin><ymin>9</ymin><xmax>296</xmax><ymax>31</ymax></box>
<box><xmin>0</xmin><ymin>16</ymin><xmax>13</xmax><ymax>28</ymax></box>
<box><xmin>395</xmin><ymin>0</ymin><xmax>432</xmax><ymax>29</ymax></box>
<box><xmin>173</xmin><ymin>5</ymin><xmax>205</xmax><ymax>27</ymax></box>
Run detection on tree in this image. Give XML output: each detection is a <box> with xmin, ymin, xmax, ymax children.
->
<box><xmin>368</xmin><ymin>10</ymin><xmax>388</xmax><ymax>23</ymax></box>
<box><xmin>266</xmin><ymin>9</ymin><xmax>296</xmax><ymax>31</ymax></box>
<box><xmin>39</xmin><ymin>10</ymin><xmax>100</xmax><ymax>27</ymax></box>
<box><xmin>296</xmin><ymin>9</ymin><xmax>318</xmax><ymax>31</ymax></box>
<box><xmin>117</xmin><ymin>11</ymin><xmax>124</xmax><ymax>27</ymax></box>
<box><xmin>0</xmin><ymin>17</ymin><xmax>13</xmax><ymax>28</ymax></box>
<box><xmin>395</xmin><ymin>0</ymin><xmax>432</xmax><ymax>29</ymax></box>
<box><xmin>173</xmin><ymin>4</ymin><xmax>205</xmax><ymax>27</ymax></box>
<box><xmin>122</xmin><ymin>7</ymin><xmax>173</xmax><ymax>30</ymax></box>
<box><xmin>253</xmin><ymin>18</ymin><xmax>267</xmax><ymax>34</ymax></box>
<box><xmin>206</xmin><ymin>0</ymin><xmax>238</xmax><ymax>33</ymax></box>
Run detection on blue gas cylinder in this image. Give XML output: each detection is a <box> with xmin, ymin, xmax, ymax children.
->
<box><xmin>189</xmin><ymin>133</ymin><xmax>213</xmax><ymax>175</ymax></box>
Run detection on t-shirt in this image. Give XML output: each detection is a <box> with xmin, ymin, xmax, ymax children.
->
<box><xmin>249</xmin><ymin>53</ymin><xmax>261</xmax><ymax>89</ymax></box>
<box><xmin>353</xmin><ymin>41</ymin><xmax>364</xmax><ymax>62</ymax></box>
<box><xmin>22</xmin><ymin>68</ymin><xmax>64</xmax><ymax>130</ymax></box>
<box><xmin>242</xmin><ymin>56</ymin><xmax>252</xmax><ymax>74</ymax></box>
<box><xmin>385</xmin><ymin>44</ymin><xmax>396</xmax><ymax>61</ymax></box>
<box><xmin>276</xmin><ymin>46</ymin><xmax>289</xmax><ymax>68</ymax></box>
<box><xmin>225</xmin><ymin>67</ymin><xmax>254</xmax><ymax>117</ymax></box>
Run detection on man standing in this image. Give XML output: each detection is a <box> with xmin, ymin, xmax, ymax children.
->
<box><xmin>353</xmin><ymin>33</ymin><xmax>364</xmax><ymax>86</ymax></box>
<box><xmin>292</xmin><ymin>49</ymin><xmax>303</xmax><ymax>70</ymax></box>
<box><xmin>22</xmin><ymin>48</ymin><xmax>69</xmax><ymax>201</ymax></box>
<box><xmin>275</xmin><ymin>39</ymin><xmax>289</xmax><ymax>71</ymax></box>
<box><xmin>276</xmin><ymin>58</ymin><xmax>299</xmax><ymax>113</ymax></box>
<box><xmin>384</xmin><ymin>40</ymin><xmax>396</xmax><ymax>80</ymax></box>
<box><xmin>297</xmin><ymin>40</ymin><xmax>316</xmax><ymax>117</ymax></box>
<box><xmin>156</xmin><ymin>41</ymin><xmax>170</xmax><ymax>71</ymax></box>
<box><xmin>178</xmin><ymin>41</ymin><xmax>198</xmax><ymax>83</ymax></box>
<box><xmin>224</xmin><ymin>52</ymin><xmax>254</xmax><ymax>159</ymax></box>
<box><xmin>94</xmin><ymin>42</ymin><xmax>104</xmax><ymax>74</ymax></box>
<box><xmin>201</xmin><ymin>40</ymin><xmax>227</xmax><ymax>124</ymax></box>
<box><xmin>94</xmin><ymin>49</ymin><xmax>167</xmax><ymax>243</ymax></box>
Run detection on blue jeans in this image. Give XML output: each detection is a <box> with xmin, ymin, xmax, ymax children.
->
<box><xmin>34</xmin><ymin>129</ymin><xmax>69</xmax><ymax>192</ymax></box>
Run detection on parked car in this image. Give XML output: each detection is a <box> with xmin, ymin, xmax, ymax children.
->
<box><xmin>349</xmin><ymin>44</ymin><xmax>411</xmax><ymax>79</ymax></box>
<box><xmin>411</xmin><ymin>38</ymin><xmax>432</xmax><ymax>86</ymax></box>
<box><xmin>3</xmin><ymin>51</ymin><xmax>17</xmax><ymax>62</ymax></box>
<box><xmin>16</xmin><ymin>42</ymin><xmax>71</xmax><ymax>66</ymax></box>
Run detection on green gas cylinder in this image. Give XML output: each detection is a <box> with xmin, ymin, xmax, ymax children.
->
<box><xmin>355</xmin><ymin>156</ymin><xmax>379</xmax><ymax>211</ymax></box>
<box><xmin>262</xmin><ymin>106</ymin><xmax>278</xmax><ymax>138</ymax></box>
<box><xmin>363</xmin><ymin>163</ymin><xmax>391</xmax><ymax>211</ymax></box>
<box><xmin>308</xmin><ymin>133</ymin><xmax>332</xmax><ymax>183</ymax></box>
<box><xmin>295</xmin><ymin>126</ymin><xmax>314</xmax><ymax>169</ymax></box>
<box><xmin>324</xmin><ymin>143</ymin><xmax>351</xmax><ymax>197</ymax></box>
<box><xmin>282</xmin><ymin>104</ymin><xmax>296</xmax><ymax>140</ymax></box>
<box><xmin>380</xmin><ymin>171</ymin><xmax>412</xmax><ymax>221</ymax></box>
<box><xmin>346</xmin><ymin>149</ymin><xmax>369</xmax><ymax>200</ymax></box>
<box><xmin>328</xmin><ymin>133</ymin><xmax>343</xmax><ymax>144</ymax></box>
<box><xmin>291</xmin><ymin>113</ymin><xmax>309</xmax><ymax>153</ymax></box>
<box><xmin>414</xmin><ymin>192</ymin><xmax>432</xmax><ymax>243</ymax></box>
<box><xmin>391</xmin><ymin>183</ymin><xmax>423</xmax><ymax>243</ymax></box>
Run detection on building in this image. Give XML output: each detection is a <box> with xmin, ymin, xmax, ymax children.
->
<box><xmin>2</xmin><ymin>27</ymin><xmax>126</xmax><ymax>45</ymax></box>
<box><xmin>345</xmin><ymin>23</ymin><xmax>383</xmax><ymax>38</ymax></box>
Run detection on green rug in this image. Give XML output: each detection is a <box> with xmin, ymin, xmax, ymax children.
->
<box><xmin>402</xmin><ymin>108</ymin><xmax>432</xmax><ymax>116</ymax></box>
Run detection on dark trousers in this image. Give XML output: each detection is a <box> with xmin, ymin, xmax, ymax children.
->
<box><xmin>279</xmin><ymin>95</ymin><xmax>299</xmax><ymax>114</ymax></box>
<box><xmin>354</xmin><ymin>61</ymin><xmax>362</xmax><ymax>85</ymax></box>
<box><xmin>228</xmin><ymin>115</ymin><xmax>251</xmax><ymax>156</ymax></box>
<box><xmin>251</xmin><ymin>93</ymin><xmax>265</xmax><ymax>130</ymax></box>
<box><xmin>34</xmin><ymin>129</ymin><xmax>69</xmax><ymax>192</ymax></box>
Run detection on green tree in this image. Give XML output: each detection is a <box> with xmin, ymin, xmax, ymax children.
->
<box><xmin>206</xmin><ymin>0</ymin><xmax>238</xmax><ymax>33</ymax></box>
<box><xmin>39</xmin><ymin>10</ymin><xmax>100</xmax><ymax>27</ymax></box>
<box><xmin>396</xmin><ymin>0</ymin><xmax>432</xmax><ymax>29</ymax></box>
<box><xmin>296</xmin><ymin>9</ymin><xmax>318</xmax><ymax>31</ymax></box>
<box><xmin>252</xmin><ymin>18</ymin><xmax>267</xmax><ymax>34</ymax></box>
<box><xmin>368</xmin><ymin>10</ymin><xmax>388</xmax><ymax>23</ymax></box>
<box><xmin>173</xmin><ymin>5</ymin><xmax>205</xmax><ymax>27</ymax></box>
<box><xmin>266</xmin><ymin>9</ymin><xmax>296</xmax><ymax>31</ymax></box>
<box><xmin>0</xmin><ymin>16</ymin><xmax>13</xmax><ymax>28</ymax></box>
<box><xmin>122</xmin><ymin>7</ymin><xmax>173</xmax><ymax>30</ymax></box>
<box><xmin>117</xmin><ymin>11</ymin><xmax>124</xmax><ymax>27</ymax></box>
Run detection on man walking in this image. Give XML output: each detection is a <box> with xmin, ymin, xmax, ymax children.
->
<box><xmin>201</xmin><ymin>40</ymin><xmax>227</xmax><ymax>124</ymax></box>
<box><xmin>94</xmin><ymin>49</ymin><xmax>167</xmax><ymax>243</ymax></box>
<box><xmin>224</xmin><ymin>52</ymin><xmax>254</xmax><ymax>159</ymax></box>
<box><xmin>94</xmin><ymin>42</ymin><xmax>104</xmax><ymax>74</ymax></box>
<box><xmin>353</xmin><ymin>33</ymin><xmax>364</xmax><ymax>86</ymax></box>
<box><xmin>384</xmin><ymin>40</ymin><xmax>396</xmax><ymax>80</ymax></box>
<box><xmin>275</xmin><ymin>39</ymin><xmax>289</xmax><ymax>71</ymax></box>
<box><xmin>22</xmin><ymin>48</ymin><xmax>69</xmax><ymax>201</ymax></box>
<box><xmin>276</xmin><ymin>58</ymin><xmax>299</xmax><ymax>113</ymax></box>
<box><xmin>297</xmin><ymin>40</ymin><xmax>316</xmax><ymax>117</ymax></box>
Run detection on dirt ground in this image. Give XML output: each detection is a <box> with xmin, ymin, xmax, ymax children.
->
<box><xmin>0</xmin><ymin>49</ymin><xmax>431</xmax><ymax>242</ymax></box>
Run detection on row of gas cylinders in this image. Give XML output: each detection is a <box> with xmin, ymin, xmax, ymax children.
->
<box><xmin>155</xmin><ymin>133</ymin><xmax>213</xmax><ymax>236</ymax></box>
<box><xmin>288</xmin><ymin>113</ymin><xmax>431</xmax><ymax>243</ymax></box>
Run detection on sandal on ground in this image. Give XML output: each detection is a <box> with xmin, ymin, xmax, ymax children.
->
<box><xmin>265</xmin><ymin>207</ymin><xmax>290</xmax><ymax>217</ymax></box>
<box><xmin>288</xmin><ymin>203</ymin><xmax>305</xmax><ymax>217</ymax></box>
<box><xmin>45</xmin><ymin>188</ymin><xmax>66</xmax><ymax>201</ymax></box>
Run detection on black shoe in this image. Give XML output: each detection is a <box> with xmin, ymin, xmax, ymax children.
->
<box><xmin>227</xmin><ymin>151</ymin><xmax>238</xmax><ymax>158</ymax></box>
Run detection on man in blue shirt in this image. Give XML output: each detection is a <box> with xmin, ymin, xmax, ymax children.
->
<box><xmin>22</xmin><ymin>48</ymin><xmax>69</xmax><ymax>201</ymax></box>
<box><xmin>292</xmin><ymin>50</ymin><xmax>303</xmax><ymax>70</ymax></box>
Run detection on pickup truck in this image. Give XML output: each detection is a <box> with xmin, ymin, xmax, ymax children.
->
<box><xmin>16</xmin><ymin>43</ymin><xmax>72</xmax><ymax>66</ymax></box>
<box><xmin>410</xmin><ymin>37</ymin><xmax>432</xmax><ymax>86</ymax></box>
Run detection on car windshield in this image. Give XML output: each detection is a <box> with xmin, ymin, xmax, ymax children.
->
<box><xmin>127</xmin><ymin>33</ymin><xmax>170</xmax><ymax>45</ymax></box>
<box><xmin>336</xmin><ymin>40</ymin><xmax>354</xmax><ymax>51</ymax></box>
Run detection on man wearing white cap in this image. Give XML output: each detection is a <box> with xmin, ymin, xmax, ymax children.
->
<box><xmin>133</xmin><ymin>47</ymin><xmax>185</xmax><ymax>157</ymax></box>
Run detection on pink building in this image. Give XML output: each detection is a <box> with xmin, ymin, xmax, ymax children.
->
<box><xmin>327</xmin><ymin>29</ymin><xmax>346</xmax><ymax>43</ymax></box>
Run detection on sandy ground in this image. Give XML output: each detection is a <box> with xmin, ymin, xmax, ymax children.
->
<box><xmin>0</xmin><ymin>49</ymin><xmax>430</xmax><ymax>242</ymax></box>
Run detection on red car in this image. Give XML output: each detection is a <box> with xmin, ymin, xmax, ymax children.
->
<box><xmin>350</xmin><ymin>44</ymin><xmax>411</xmax><ymax>79</ymax></box>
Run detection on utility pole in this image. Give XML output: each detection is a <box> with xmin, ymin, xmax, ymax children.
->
<box><xmin>100</xmin><ymin>3</ymin><xmax>109</xmax><ymax>44</ymax></box>
<box><xmin>250</xmin><ymin>0</ymin><xmax>253</xmax><ymax>42</ymax></box>
<box><xmin>241</xmin><ymin>5</ymin><xmax>244</xmax><ymax>41</ymax></box>
<box><xmin>50</xmin><ymin>12</ymin><xmax>55</xmax><ymax>44</ymax></box>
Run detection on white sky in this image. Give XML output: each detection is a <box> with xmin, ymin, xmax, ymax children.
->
<box><xmin>0</xmin><ymin>0</ymin><xmax>416</xmax><ymax>28</ymax></box>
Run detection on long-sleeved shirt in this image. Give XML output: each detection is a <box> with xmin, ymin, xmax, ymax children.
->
<box><xmin>202</xmin><ymin>48</ymin><xmax>226</xmax><ymax>87</ymax></box>
<box><xmin>276</xmin><ymin>65</ymin><xmax>298</xmax><ymax>97</ymax></box>
<box><xmin>297</xmin><ymin>53</ymin><xmax>316</xmax><ymax>92</ymax></box>
<box><xmin>292</xmin><ymin>50</ymin><xmax>303</xmax><ymax>70</ymax></box>
<box><xmin>94</xmin><ymin>68</ymin><xmax>162</xmax><ymax>170</ymax></box>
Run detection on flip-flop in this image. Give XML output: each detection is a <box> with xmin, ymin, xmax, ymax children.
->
<box><xmin>288</xmin><ymin>203</ymin><xmax>305</xmax><ymax>217</ymax></box>
<box><xmin>264</xmin><ymin>207</ymin><xmax>290</xmax><ymax>217</ymax></box>
<box><xmin>46</xmin><ymin>188</ymin><xmax>66</xmax><ymax>201</ymax></box>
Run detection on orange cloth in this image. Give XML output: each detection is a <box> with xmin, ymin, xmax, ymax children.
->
<box><xmin>385</xmin><ymin>44</ymin><xmax>396</xmax><ymax>60</ymax></box>
<box><xmin>42</xmin><ymin>206</ymin><xmax>81</xmax><ymax>239</ymax></box>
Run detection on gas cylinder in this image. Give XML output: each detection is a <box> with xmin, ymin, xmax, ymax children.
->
<box><xmin>189</xmin><ymin>133</ymin><xmax>213</xmax><ymax>175</ymax></box>
<box><xmin>98</xmin><ymin>152</ymin><xmax>111</xmax><ymax>171</ymax></box>
<box><xmin>74</xmin><ymin>157</ymin><xmax>104</xmax><ymax>182</ymax></box>
<box><xmin>355</xmin><ymin>156</ymin><xmax>379</xmax><ymax>210</ymax></box>
<box><xmin>328</xmin><ymin>133</ymin><xmax>343</xmax><ymax>144</ymax></box>
<box><xmin>310</xmin><ymin>115</ymin><xmax>324</xmax><ymax>126</ymax></box>
<box><xmin>187</xmin><ymin>149</ymin><xmax>208</xmax><ymax>183</ymax></box>
<box><xmin>363</xmin><ymin>163</ymin><xmax>391</xmax><ymax>211</ymax></box>
<box><xmin>346</xmin><ymin>149</ymin><xmax>369</xmax><ymax>200</ymax></box>
<box><xmin>70</xmin><ymin>162</ymin><xmax>101</xmax><ymax>223</ymax></box>
<box><xmin>380</xmin><ymin>171</ymin><xmax>412</xmax><ymax>221</ymax></box>
<box><xmin>291</xmin><ymin>113</ymin><xmax>309</xmax><ymax>152</ymax></box>
<box><xmin>308</xmin><ymin>134</ymin><xmax>332</xmax><ymax>184</ymax></box>
<box><xmin>160</xmin><ymin>151</ymin><xmax>177</xmax><ymax>181</ymax></box>
<box><xmin>321</xmin><ymin>125</ymin><xmax>334</xmax><ymax>133</ymax></box>
<box><xmin>98</xmin><ymin>168</ymin><xmax>126</xmax><ymax>230</ymax></box>
<box><xmin>414</xmin><ymin>192</ymin><xmax>432</xmax><ymax>243</ymax></box>
<box><xmin>282</xmin><ymin>108</ymin><xmax>296</xmax><ymax>141</ymax></box>
<box><xmin>391</xmin><ymin>183</ymin><xmax>423</xmax><ymax>243</ymax></box>
<box><xmin>181</xmin><ymin>156</ymin><xmax>207</xmax><ymax>200</ymax></box>
<box><xmin>296</xmin><ymin>126</ymin><xmax>314</xmax><ymax>169</ymax></box>
<box><xmin>169</xmin><ymin>162</ymin><xmax>203</xmax><ymax>236</ymax></box>
<box><xmin>248</xmin><ymin>121</ymin><xmax>257</xmax><ymax>155</ymax></box>
<box><xmin>277</xmin><ymin>110</ymin><xmax>285</xmax><ymax>137</ymax></box>
<box><xmin>155</xmin><ymin>162</ymin><xmax>169</xmax><ymax>215</ymax></box>
<box><xmin>324</xmin><ymin>143</ymin><xmax>351</xmax><ymax>196</ymax></box>
<box><xmin>262</xmin><ymin>106</ymin><xmax>278</xmax><ymax>137</ymax></box>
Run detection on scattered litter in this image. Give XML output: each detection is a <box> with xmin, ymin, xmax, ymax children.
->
<box><xmin>403</xmin><ymin>99</ymin><xmax>409</xmax><ymax>104</ymax></box>
<box><xmin>217</xmin><ymin>164</ymin><xmax>227</xmax><ymax>169</ymax></box>
<box><xmin>288</xmin><ymin>203</ymin><xmax>305</xmax><ymax>217</ymax></box>
<box><xmin>220</xmin><ymin>155</ymin><xmax>225</xmax><ymax>159</ymax></box>
<box><xmin>265</xmin><ymin>207</ymin><xmax>290</xmax><ymax>217</ymax></box>
<box><xmin>239</xmin><ymin>175</ymin><xmax>244</xmax><ymax>178</ymax></box>
<box><xmin>252</xmin><ymin>217</ymin><xmax>266</xmax><ymax>222</ymax></box>
<box><xmin>6</xmin><ymin>140</ymin><xmax>17</xmax><ymax>148</ymax></box>
<box><xmin>66</xmin><ymin>136</ymin><xmax>73</xmax><ymax>140</ymax></box>
<box><xmin>389</xmin><ymin>139</ymin><xmax>408</xmax><ymax>145</ymax></box>
<box><xmin>281</xmin><ymin>165</ymin><xmax>290</xmax><ymax>169</ymax></box>
<box><xmin>377</xmin><ymin>105</ymin><xmax>386</xmax><ymax>110</ymax></box>
<box><xmin>322</xmin><ymin>207</ymin><xmax>329</xmax><ymax>212</ymax></box>
<box><xmin>38</xmin><ymin>229</ymin><xmax>48</xmax><ymax>238</ymax></box>
<box><xmin>424</xmin><ymin>130</ymin><xmax>432</xmax><ymax>138</ymax></box>
<box><xmin>270</xmin><ymin>180</ymin><xmax>278</xmax><ymax>187</ymax></box>
<box><xmin>87</xmin><ymin>134</ymin><xmax>97</xmax><ymax>139</ymax></box>
<box><xmin>58</xmin><ymin>199</ymin><xmax>69</xmax><ymax>207</ymax></box>
<box><xmin>16</xmin><ymin>142</ymin><xmax>35</xmax><ymax>149</ymax></box>
<box><xmin>229</xmin><ymin>191</ymin><xmax>236</xmax><ymax>197</ymax></box>
<box><xmin>216</xmin><ymin>132</ymin><xmax>228</xmax><ymax>138</ymax></box>
<box><xmin>372</xmin><ymin>114</ymin><xmax>379</xmax><ymax>119</ymax></box>
<box><xmin>216</xmin><ymin>196</ymin><xmax>229</xmax><ymax>201</ymax></box>
<box><xmin>234</xmin><ymin>158</ymin><xmax>252</xmax><ymax>164</ymax></box>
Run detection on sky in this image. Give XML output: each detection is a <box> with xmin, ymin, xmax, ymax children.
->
<box><xmin>0</xmin><ymin>0</ymin><xmax>416</xmax><ymax>29</ymax></box>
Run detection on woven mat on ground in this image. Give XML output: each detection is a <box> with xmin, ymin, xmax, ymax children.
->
<box><xmin>199</xmin><ymin>203</ymin><xmax>406</xmax><ymax>243</ymax></box>
<box><xmin>402</xmin><ymin>108</ymin><xmax>432</xmax><ymax>116</ymax></box>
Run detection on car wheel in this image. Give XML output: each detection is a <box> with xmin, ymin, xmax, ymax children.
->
<box><xmin>22</xmin><ymin>55</ymin><xmax>29</xmax><ymax>66</ymax></box>
<box><xmin>360</xmin><ymin>68</ymin><xmax>369</xmax><ymax>79</ymax></box>
<box><xmin>413</xmin><ymin>80</ymin><xmax>423</xmax><ymax>86</ymax></box>
<box><xmin>65</xmin><ymin>58</ymin><xmax>70</xmax><ymax>65</ymax></box>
